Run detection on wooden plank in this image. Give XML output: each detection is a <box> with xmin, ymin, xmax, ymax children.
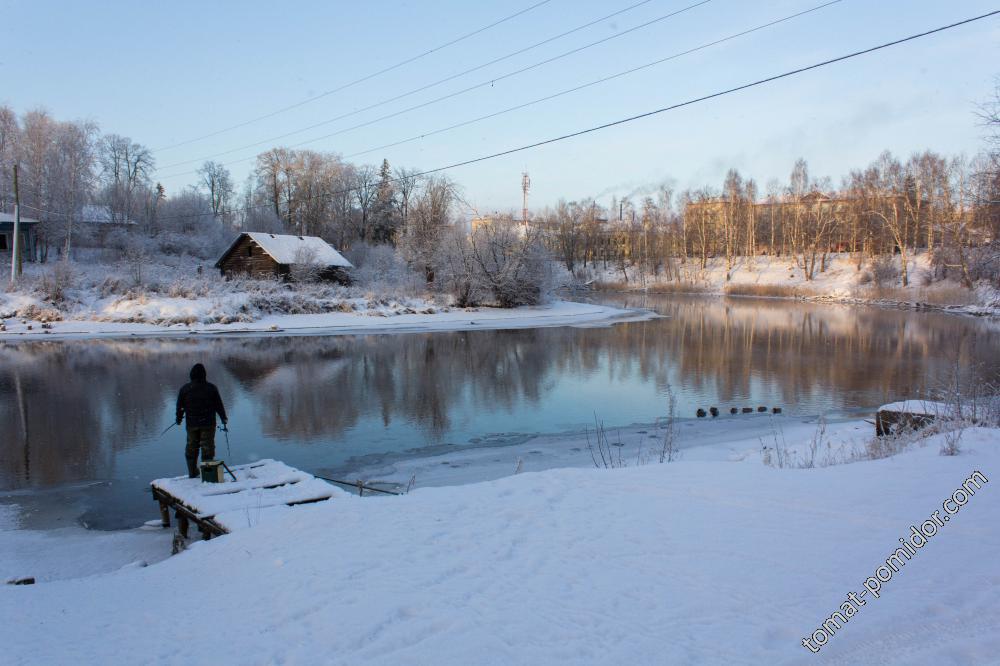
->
<box><xmin>150</xmin><ymin>460</ymin><xmax>342</xmax><ymax>540</ymax></box>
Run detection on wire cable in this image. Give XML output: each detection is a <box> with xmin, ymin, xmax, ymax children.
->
<box><xmin>155</xmin><ymin>0</ymin><xmax>711</xmax><ymax>173</ymax></box>
<box><xmin>21</xmin><ymin>10</ymin><xmax>1000</xmax><ymax>224</ymax></box>
<box><xmin>341</xmin><ymin>0</ymin><xmax>843</xmax><ymax>161</ymax></box>
<box><xmin>153</xmin><ymin>0</ymin><xmax>556</xmax><ymax>152</ymax></box>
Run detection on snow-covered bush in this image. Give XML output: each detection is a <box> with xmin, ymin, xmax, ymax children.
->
<box><xmin>870</xmin><ymin>255</ymin><xmax>899</xmax><ymax>286</ymax></box>
<box><xmin>288</xmin><ymin>246</ymin><xmax>325</xmax><ymax>283</ymax></box>
<box><xmin>435</xmin><ymin>220</ymin><xmax>552</xmax><ymax>308</ymax></box>
<box><xmin>347</xmin><ymin>242</ymin><xmax>424</xmax><ymax>297</ymax></box>
<box><xmin>37</xmin><ymin>260</ymin><xmax>75</xmax><ymax>303</ymax></box>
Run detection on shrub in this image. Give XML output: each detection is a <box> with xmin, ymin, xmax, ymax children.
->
<box><xmin>37</xmin><ymin>260</ymin><xmax>75</xmax><ymax>303</ymax></box>
<box><xmin>870</xmin><ymin>256</ymin><xmax>899</xmax><ymax>286</ymax></box>
<box><xmin>723</xmin><ymin>284</ymin><xmax>810</xmax><ymax>298</ymax></box>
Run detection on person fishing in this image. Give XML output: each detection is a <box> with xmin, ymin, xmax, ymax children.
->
<box><xmin>175</xmin><ymin>363</ymin><xmax>228</xmax><ymax>478</ymax></box>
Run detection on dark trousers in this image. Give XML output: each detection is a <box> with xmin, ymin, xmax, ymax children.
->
<box><xmin>185</xmin><ymin>427</ymin><xmax>216</xmax><ymax>478</ymax></box>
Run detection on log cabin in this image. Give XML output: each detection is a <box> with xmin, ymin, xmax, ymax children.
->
<box><xmin>215</xmin><ymin>232</ymin><xmax>353</xmax><ymax>282</ymax></box>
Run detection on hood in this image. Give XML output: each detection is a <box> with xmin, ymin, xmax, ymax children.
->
<box><xmin>189</xmin><ymin>363</ymin><xmax>207</xmax><ymax>382</ymax></box>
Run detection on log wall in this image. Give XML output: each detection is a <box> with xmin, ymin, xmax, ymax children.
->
<box><xmin>217</xmin><ymin>235</ymin><xmax>285</xmax><ymax>278</ymax></box>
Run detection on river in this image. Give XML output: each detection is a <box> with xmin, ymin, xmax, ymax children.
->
<box><xmin>2</xmin><ymin>295</ymin><xmax>998</xmax><ymax>528</ymax></box>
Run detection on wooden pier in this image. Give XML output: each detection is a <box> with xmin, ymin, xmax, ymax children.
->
<box><xmin>151</xmin><ymin>459</ymin><xmax>344</xmax><ymax>540</ymax></box>
<box><xmin>875</xmin><ymin>400</ymin><xmax>961</xmax><ymax>436</ymax></box>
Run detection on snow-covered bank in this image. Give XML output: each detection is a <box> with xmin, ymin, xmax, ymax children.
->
<box><xmin>584</xmin><ymin>254</ymin><xmax>1000</xmax><ymax>317</ymax></box>
<box><xmin>3</xmin><ymin>425</ymin><xmax>998</xmax><ymax>665</ymax></box>
<box><xmin>0</xmin><ymin>299</ymin><xmax>656</xmax><ymax>341</ymax></box>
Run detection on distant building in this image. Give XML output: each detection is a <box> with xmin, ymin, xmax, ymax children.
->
<box><xmin>0</xmin><ymin>212</ymin><xmax>39</xmax><ymax>263</ymax></box>
<box><xmin>215</xmin><ymin>232</ymin><xmax>353</xmax><ymax>282</ymax></box>
<box><xmin>470</xmin><ymin>214</ymin><xmax>529</xmax><ymax>237</ymax></box>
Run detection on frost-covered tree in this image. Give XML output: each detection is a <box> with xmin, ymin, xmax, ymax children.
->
<box><xmin>351</xmin><ymin>164</ymin><xmax>379</xmax><ymax>242</ymax></box>
<box><xmin>371</xmin><ymin>158</ymin><xmax>398</xmax><ymax>243</ymax></box>
<box><xmin>98</xmin><ymin>133</ymin><xmax>154</xmax><ymax>225</ymax></box>
<box><xmin>197</xmin><ymin>160</ymin><xmax>234</xmax><ymax>223</ymax></box>
<box><xmin>398</xmin><ymin>174</ymin><xmax>455</xmax><ymax>283</ymax></box>
<box><xmin>468</xmin><ymin>217</ymin><xmax>550</xmax><ymax>307</ymax></box>
<box><xmin>0</xmin><ymin>105</ymin><xmax>18</xmax><ymax>213</ymax></box>
<box><xmin>48</xmin><ymin>119</ymin><xmax>98</xmax><ymax>256</ymax></box>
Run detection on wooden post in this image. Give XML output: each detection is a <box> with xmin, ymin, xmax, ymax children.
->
<box><xmin>10</xmin><ymin>164</ymin><xmax>21</xmax><ymax>283</ymax></box>
<box><xmin>159</xmin><ymin>501</ymin><xmax>171</xmax><ymax>528</ymax></box>
<box><xmin>176</xmin><ymin>510</ymin><xmax>189</xmax><ymax>539</ymax></box>
<box><xmin>357</xmin><ymin>479</ymin><xmax>364</xmax><ymax>497</ymax></box>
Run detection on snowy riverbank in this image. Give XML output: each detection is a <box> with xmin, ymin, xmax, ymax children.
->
<box><xmin>584</xmin><ymin>254</ymin><xmax>1000</xmax><ymax>317</ymax></box>
<box><xmin>1</xmin><ymin>422</ymin><xmax>997</xmax><ymax>664</ymax></box>
<box><xmin>0</xmin><ymin>299</ymin><xmax>656</xmax><ymax>341</ymax></box>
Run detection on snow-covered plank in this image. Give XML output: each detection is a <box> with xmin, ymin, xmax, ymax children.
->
<box><xmin>151</xmin><ymin>459</ymin><xmax>344</xmax><ymax>524</ymax></box>
<box><xmin>877</xmin><ymin>400</ymin><xmax>956</xmax><ymax>417</ymax></box>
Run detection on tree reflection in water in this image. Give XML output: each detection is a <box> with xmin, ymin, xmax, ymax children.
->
<box><xmin>2</xmin><ymin>296</ymin><xmax>998</xmax><ymax>493</ymax></box>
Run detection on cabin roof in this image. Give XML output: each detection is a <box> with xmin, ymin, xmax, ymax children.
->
<box><xmin>0</xmin><ymin>212</ymin><xmax>39</xmax><ymax>225</ymax></box>
<box><xmin>216</xmin><ymin>232</ymin><xmax>353</xmax><ymax>269</ymax></box>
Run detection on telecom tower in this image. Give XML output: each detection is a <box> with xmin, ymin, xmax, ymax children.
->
<box><xmin>521</xmin><ymin>172</ymin><xmax>530</xmax><ymax>226</ymax></box>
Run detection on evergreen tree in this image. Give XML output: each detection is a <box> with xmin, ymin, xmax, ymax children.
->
<box><xmin>372</xmin><ymin>158</ymin><xmax>397</xmax><ymax>243</ymax></box>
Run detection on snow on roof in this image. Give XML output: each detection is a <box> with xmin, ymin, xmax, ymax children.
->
<box><xmin>243</xmin><ymin>232</ymin><xmax>353</xmax><ymax>268</ymax></box>
<box><xmin>0</xmin><ymin>212</ymin><xmax>39</xmax><ymax>224</ymax></box>
<box><xmin>877</xmin><ymin>400</ymin><xmax>962</xmax><ymax>417</ymax></box>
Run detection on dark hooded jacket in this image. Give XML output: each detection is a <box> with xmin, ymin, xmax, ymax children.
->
<box><xmin>176</xmin><ymin>364</ymin><xmax>228</xmax><ymax>429</ymax></box>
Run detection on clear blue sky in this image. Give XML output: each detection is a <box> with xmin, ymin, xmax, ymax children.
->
<box><xmin>3</xmin><ymin>0</ymin><xmax>998</xmax><ymax>213</ymax></box>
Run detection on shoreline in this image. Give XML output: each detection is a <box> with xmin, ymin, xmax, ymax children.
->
<box><xmin>0</xmin><ymin>299</ymin><xmax>659</xmax><ymax>342</ymax></box>
<box><xmin>585</xmin><ymin>285</ymin><xmax>1000</xmax><ymax>318</ymax></box>
<box><xmin>571</xmin><ymin>253</ymin><xmax>1000</xmax><ymax>318</ymax></box>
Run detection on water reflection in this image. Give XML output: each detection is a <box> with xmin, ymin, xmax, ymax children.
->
<box><xmin>2</xmin><ymin>296</ymin><xmax>998</xmax><ymax>495</ymax></box>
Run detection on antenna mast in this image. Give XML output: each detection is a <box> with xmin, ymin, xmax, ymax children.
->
<box><xmin>521</xmin><ymin>172</ymin><xmax>530</xmax><ymax>226</ymax></box>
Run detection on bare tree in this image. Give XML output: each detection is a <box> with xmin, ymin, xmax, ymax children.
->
<box><xmin>98</xmin><ymin>134</ymin><xmax>154</xmax><ymax>225</ymax></box>
<box><xmin>393</xmin><ymin>166</ymin><xmax>422</xmax><ymax>230</ymax></box>
<box><xmin>49</xmin><ymin>120</ymin><xmax>98</xmax><ymax>256</ymax></box>
<box><xmin>197</xmin><ymin>160</ymin><xmax>234</xmax><ymax>223</ymax></box>
<box><xmin>398</xmin><ymin>174</ymin><xmax>455</xmax><ymax>283</ymax></box>
<box><xmin>351</xmin><ymin>164</ymin><xmax>379</xmax><ymax>242</ymax></box>
<box><xmin>0</xmin><ymin>106</ymin><xmax>18</xmax><ymax>213</ymax></box>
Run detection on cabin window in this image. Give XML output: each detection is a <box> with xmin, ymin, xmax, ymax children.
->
<box><xmin>0</xmin><ymin>234</ymin><xmax>7</xmax><ymax>250</ymax></box>
<box><xmin>247</xmin><ymin>245</ymin><xmax>253</xmax><ymax>257</ymax></box>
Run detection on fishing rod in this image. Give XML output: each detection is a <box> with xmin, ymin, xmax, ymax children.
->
<box><xmin>158</xmin><ymin>422</ymin><xmax>177</xmax><ymax>438</ymax></box>
<box><xmin>219</xmin><ymin>423</ymin><xmax>232</xmax><ymax>459</ymax></box>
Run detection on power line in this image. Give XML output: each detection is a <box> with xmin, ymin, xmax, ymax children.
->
<box><xmin>152</xmin><ymin>0</ymin><xmax>556</xmax><ymax>153</ymax></box>
<box><xmin>155</xmin><ymin>0</ymin><xmax>658</xmax><ymax>170</ymax></box>
<box><xmin>155</xmin><ymin>0</ymin><xmax>711</xmax><ymax>175</ymax></box>
<box><xmin>341</xmin><ymin>0</ymin><xmax>844</xmax><ymax>161</ymax></box>
<box><xmin>21</xmin><ymin>10</ymin><xmax>1000</xmax><ymax>224</ymax></box>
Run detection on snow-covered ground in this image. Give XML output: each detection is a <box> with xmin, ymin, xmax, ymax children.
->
<box><xmin>0</xmin><ymin>254</ymin><xmax>657</xmax><ymax>340</ymax></box>
<box><xmin>0</xmin><ymin>299</ymin><xmax>655</xmax><ymax>340</ymax></box>
<box><xmin>3</xmin><ymin>419</ymin><xmax>997</xmax><ymax>665</ymax></box>
<box><xmin>583</xmin><ymin>253</ymin><xmax>1000</xmax><ymax>317</ymax></box>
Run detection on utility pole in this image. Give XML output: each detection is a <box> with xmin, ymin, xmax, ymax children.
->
<box><xmin>10</xmin><ymin>164</ymin><xmax>21</xmax><ymax>283</ymax></box>
<box><xmin>521</xmin><ymin>172</ymin><xmax>530</xmax><ymax>227</ymax></box>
